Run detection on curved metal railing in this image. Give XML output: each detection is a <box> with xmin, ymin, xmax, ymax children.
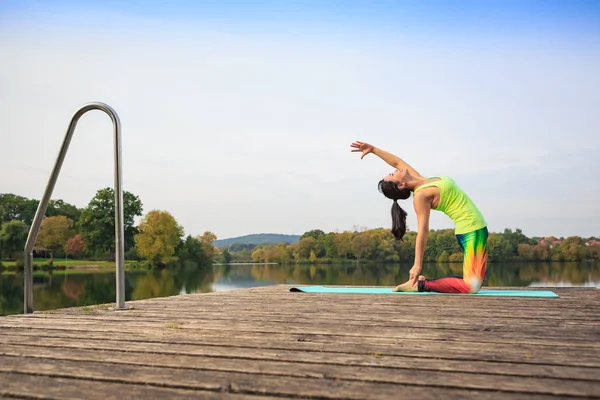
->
<box><xmin>23</xmin><ymin>102</ymin><xmax>127</xmax><ymax>313</ymax></box>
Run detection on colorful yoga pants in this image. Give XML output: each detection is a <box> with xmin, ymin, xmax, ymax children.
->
<box><xmin>418</xmin><ymin>226</ymin><xmax>489</xmax><ymax>294</ymax></box>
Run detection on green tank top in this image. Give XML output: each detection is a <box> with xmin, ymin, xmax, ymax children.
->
<box><xmin>414</xmin><ymin>176</ymin><xmax>487</xmax><ymax>234</ymax></box>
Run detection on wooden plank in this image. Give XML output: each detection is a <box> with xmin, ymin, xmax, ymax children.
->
<box><xmin>17</xmin><ymin>309</ymin><xmax>600</xmax><ymax>325</ymax></box>
<box><xmin>4</xmin><ymin>327</ymin><xmax>599</xmax><ymax>359</ymax></box>
<box><xmin>0</xmin><ymin>372</ymin><xmax>286</xmax><ymax>400</ymax></box>
<box><xmin>115</xmin><ymin>297</ymin><xmax>600</xmax><ymax>313</ymax></box>
<box><xmin>3</xmin><ymin>330</ymin><xmax>600</xmax><ymax>370</ymax></box>
<box><xmin>3</xmin><ymin>316</ymin><xmax>598</xmax><ymax>345</ymax></box>
<box><xmin>3</xmin><ymin>321</ymin><xmax>598</xmax><ymax>350</ymax></box>
<box><xmin>2</xmin><ymin>354</ymin><xmax>597</xmax><ymax>399</ymax></box>
<box><xmin>3</xmin><ymin>341</ymin><xmax>600</xmax><ymax>385</ymax></box>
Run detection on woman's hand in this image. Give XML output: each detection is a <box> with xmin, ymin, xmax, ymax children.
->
<box><xmin>350</xmin><ymin>141</ymin><xmax>375</xmax><ymax>159</ymax></box>
<box><xmin>409</xmin><ymin>265</ymin><xmax>422</xmax><ymax>285</ymax></box>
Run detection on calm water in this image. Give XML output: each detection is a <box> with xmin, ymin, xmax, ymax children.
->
<box><xmin>1</xmin><ymin>261</ymin><xmax>598</xmax><ymax>316</ymax></box>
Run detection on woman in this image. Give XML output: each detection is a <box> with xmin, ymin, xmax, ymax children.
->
<box><xmin>350</xmin><ymin>140</ymin><xmax>488</xmax><ymax>294</ymax></box>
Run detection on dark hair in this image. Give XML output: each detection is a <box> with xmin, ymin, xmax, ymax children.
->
<box><xmin>378</xmin><ymin>180</ymin><xmax>410</xmax><ymax>240</ymax></box>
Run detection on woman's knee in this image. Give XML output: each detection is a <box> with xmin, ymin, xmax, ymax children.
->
<box><xmin>465</xmin><ymin>277</ymin><xmax>482</xmax><ymax>294</ymax></box>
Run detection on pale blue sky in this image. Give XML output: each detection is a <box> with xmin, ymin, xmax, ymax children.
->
<box><xmin>1</xmin><ymin>1</ymin><xmax>599</xmax><ymax>239</ymax></box>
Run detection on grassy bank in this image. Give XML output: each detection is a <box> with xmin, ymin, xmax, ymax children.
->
<box><xmin>0</xmin><ymin>258</ymin><xmax>142</xmax><ymax>270</ymax></box>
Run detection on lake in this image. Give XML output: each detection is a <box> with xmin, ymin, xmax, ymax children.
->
<box><xmin>1</xmin><ymin>261</ymin><xmax>598</xmax><ymax>316</ymax></box>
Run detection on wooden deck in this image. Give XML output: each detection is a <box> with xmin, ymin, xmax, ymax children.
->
<box><xmin>0</xmin><ymin>285</ymin><xmax>599</xmax><ymax>399</ymax></box>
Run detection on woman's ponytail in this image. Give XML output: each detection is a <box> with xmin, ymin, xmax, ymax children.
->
<box><xmin>390</xmin><ymin>199</ymin><xmax>408</xmax><ymax>240</ymax></box>
<box><xmin>378</xmin><ymin>179</ymin><xmax>411</xmax><ymax>240</ymax></box>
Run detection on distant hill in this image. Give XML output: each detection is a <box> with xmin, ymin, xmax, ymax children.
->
<box><xmin>214</xmin><ymin>233</ymin><xmax>301</xmax><ymax>248</ymax></box>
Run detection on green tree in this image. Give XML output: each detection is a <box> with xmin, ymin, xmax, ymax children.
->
<box><xmin>558</xmin><ymin>237</ymin><xmax>586</xmax><ymax>261</ymax></box>
<box><xmin>437</xmin><ymin>251</ymin><xmax>450</xmax><ymax>262</ymax></box>
<box><xmin>324</xmin><ymin>232</ymin><xmax>339</xmax><ymax>259</ymax></box>
<box><xmin>351</xmin><ymin>232</ymin><xmax>374</xmax><ymax>261</ymax></box>
<box><xmin>396</xmin><ymin>231</ymin><xmax>416</xmax><ymax>261</ymax></box>
<box><xmin>588</xmin><ymin>244</ymin><xmax>600</xmax><ymax>260</ymax></box>
<box><xmin>301</xmin><ymin>229</ymin><xmax>327</xmax><ymax>257</ymax></box>
<box><xmin>487</xmin><ymin>233</ymin><xmax>513</xmax><ymax>261</ymax></box>
<box><xmin>436</xmin><ymin>230</ymin><xmax>460</xmax><ymax>254</ymax></box>
<box><xmin>335</xmin><ymin>231</ymin><xmax>353</xmax><ymax>259</ymax></box>
<box><xmin>449</xmin><ymin>252</ymin><xmax>464</xmax><ymax>262</ymax></box>
<box><xmin>79</xmin><ymin>188</ymin><xmax>143</xmax><ymax>257</ymax></box>
<box><xmin>177</xmin><ymin>235</ymin><xmax>208</xmax><ymax>267</ymax></box>
<box><xmin>297</xmin><ymin>237</ymin><xmax>317</xmax><ymax>260</ymax></box>
<box><xmin>517</xmin><ymin>244</ymin><xmax>536</xmax><ymax>261</ymax></box>
<box><xmin>47</xmin><ymin>199</ymin><xmax>82</xmax><ymax>227</ymax></box>
<box><xmin>36</xmin><ymin>216</ymin><xmax>74</xmax><ymax>263</ymax></box>
<box><xmin>301</xmin><ymin>229</ymin><xmax>325</xmax><ymax>240</ymax></box>
<box><xmin>134</xmin><ymin>210</ymin><xmax>183</xmax><ymax>265</ymax></box>
<box><xmin>222</xmin><ymin>249</ymin><xmax>232</xmax><ymax>264</ymax></box>
<box><xmin>503</xmin><ymin>228</ymin><xmax>534</xmax><ymax>255</ymax></box>
<box><xmin>0</xmin><ymin>194</ymin><xmax>38</xmax><ymax>225</ymax></box>
<box><xmin>0</xmin><ymin>220</ymin><xmax>29</xmax><ymax>260</ymax></box>
<box><xmin>364</xmin><ymin>228</ymin><xmax>397</xmax><ymax>262</ymax></box>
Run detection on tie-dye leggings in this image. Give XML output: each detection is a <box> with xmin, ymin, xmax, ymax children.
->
<box><xmin>418</xmin><ymin>226</ymin><xmax>489</xmax><ymax>294</ymax></box>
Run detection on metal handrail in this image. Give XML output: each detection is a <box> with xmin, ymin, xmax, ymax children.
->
<box><xmin>23</xmin><ymin>102</ymin><xmax>127</xmax><ymax>313</ymax></box>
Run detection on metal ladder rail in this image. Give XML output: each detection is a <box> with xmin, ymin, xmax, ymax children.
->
<box><xmin>23</xmin><ymin>102</ymin><xmax>127</xmax><ymax>313</ymax></box>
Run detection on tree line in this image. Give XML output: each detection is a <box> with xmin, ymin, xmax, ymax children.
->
<box><xmin>3</xmin><ymin>190</ymin><xmax>597</xmax><ymax>269</ymax></box>
<box><xmin>231</xmin><ymin>228</ymin><xmax>600</xmax><ymax>264</ymax></box>
<box><xmin>0</xmin><ymin>191</ymin><xmax>217</xmax><ymax>269</ymax></box>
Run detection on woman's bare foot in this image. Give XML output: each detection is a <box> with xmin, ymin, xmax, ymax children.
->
<box><xmin>392</xmin><ymin>279</ymin><xmax>418</xmax><ymax>292</ymax></box>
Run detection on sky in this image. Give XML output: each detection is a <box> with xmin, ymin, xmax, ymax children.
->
<box><xmin>1</xmin><ymin>0</ymin><xmax>599</xmax><ymax>240</ymax></box>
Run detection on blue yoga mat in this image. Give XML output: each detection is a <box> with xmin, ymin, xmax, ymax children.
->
<box><xmin>290</xmin><ymin>286</ymin><xmax>558</xmax><ymax>298</ymax></box>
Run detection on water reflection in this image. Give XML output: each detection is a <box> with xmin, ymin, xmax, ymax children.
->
<box><xmin>1</xmin><ymin>261</ymin><xmax>598</xmax><ymax>315</ymax></box>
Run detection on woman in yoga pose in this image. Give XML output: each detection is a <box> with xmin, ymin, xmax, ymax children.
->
<box><xmin>350</xmin><ymin>141</ymin><xmax>488</xmax><ymax>294</ymax></box>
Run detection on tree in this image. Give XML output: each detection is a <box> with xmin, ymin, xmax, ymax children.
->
<box><xmin>517</xmin><ymin>244</ymin><xmax>536</xmax><ymax>261</ymax></box>
<box><xmin>352</xmin><ymin>232</ymin><xmax>374</xmax><ymax>261</ymax></box>
<box><xmin>297</xmin><ymin>237</ymin><xmax>317</xmax><ymax>260</ymax></box>
<box><xmin>176</xmin><ymin>235</ymin><xmax>208</xmax><ymax>267</ymax></box>
<box><xmin>47</xmin><ymin>199</ymin><xmax>82</xmax><ymax>226</ymax></box>
<box><xmin>0</xmin><ymin>220</ymin><xmax>29</xmax><ymax>260</ymax></box>
<box><xmin>437</xmin><ymin>251</ymin><xmax>450</xmax><ymax>262</ymax></box>
<box><xmin>222</xmin><ymin>249</ymin><xmax>232</xmax><ymax>264</ymax></box>
<box><xmin>324</xmin><ymin>232</ymin><xmax>339</xmax><ymax>259</ymax></box>
<box><xmin>36</xmin><ymin>216</ymin><xmax>74</xmax><ymax>263</ymax></box>
<box><xmin>134</xmin><ymin>210</ymin><xmax>183</xmax><ymax>265</ymax></box>
<box><xmin>269</xmin><ymin>243</ymin><xmax>292</xmax><ymax>264</ymax></box>
<box><xmin>197</xmin><ymin>231</ymin><xmax>217</xmax><ymax>262</ymax></box>
<box><xmin>487</xmin><ymin>233</ymin><xmax>513</xmax><ymax>261</ymax></box>
<box><xmin>251</xmin><ymin>246</ymin><xmax>267</xmax><ymax>263</ymax></box>
<box><xmin>533</xmin><ymin>243</ymin><xmax>551</xmax><ymax>261</ymax></box>
<box><xmin>300</xmin><ymin>230</ymin><xmax>327</xmax><ymax>257</ymax></box>
<box><xmin>558</xmin><ymin>237</ymin><xmax>586</xmax><ymax>261</ymax></box>
<box><xmin>301</xmin><ymin>229</ymin><xmax>325</xmax><ymax>240</ymax></box>
<box><xmin>335</xmin><ymin>231</ymin><xmax>353</xmax><ymax>259</ymax></box>
<box><xmin>503</xmin><ymin>228</ymin><xmax>534</xmax><ymax>254</ymax></box>
<box><xmin>64</xmin><ymin>234</ymin><xmax>85</xmax><ymax>258</ymax></box>
<box><xmin>0</xmin><ymin>194</ymin><xmax>38</xmax><ymax>225</ymax></box>
<box><xmin>79</xmin><ymin>188</ymin><xmax>143</xmax><ymax>257</ymax></box>
<box><xmin>435</xmin><ymin>230</ymin><xmax>460</xmax><ymax>254</ymax></box>
<box><xmin>588</xmin><ymin>243</ymin><xmax>600</xmax><ymax>260</ymax></box>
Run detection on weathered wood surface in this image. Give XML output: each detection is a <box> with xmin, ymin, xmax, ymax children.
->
<box><xmin>1</xmin><ymin>285</ymin><xmax>599</xmax><ymax>399</ymax></box>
